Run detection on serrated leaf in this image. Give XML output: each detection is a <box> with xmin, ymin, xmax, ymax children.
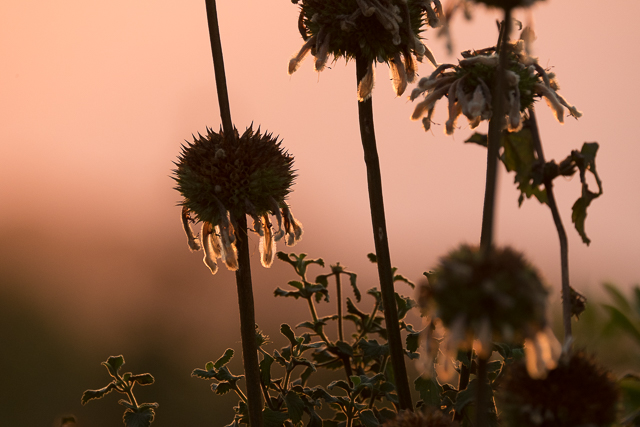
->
<box><xmin>335</xmin><ymin>340</ymin><xmax>354</xmax><ymax>357</ymax></box>
<box><xmin>455</xmin><ymin>379</ymin><xmax>492</xmax><ymax>414</ymax></box>
<box><xmin>406</xmin><ymin>330</ymin><xmax>420</xmax><ymax>353</ymax></box>
<box><xmin>260</xmin><ymin>353</ymin><xmax>274</xmax><ymax>386</ymax></box>
<box><xmin>414</xmin><ymin>376</ymin><xmax>442</xmax><ymax>407</ymax></box>
<box><xmin>347</xmin><ymin>272</ymin><xmax>361</xmax><ymax>302</ymax></box>
<box><xmin>281</xmin><ymin>324</ymin><xmax>298</xmax><ymax>348</ymax></box>
<box><xmin>81</xmin><ymin>382</ymin><xmax>118</xmax><ymax>405</ymax></box>
<box><xmin>274</xmin><ymin>288</ymin><xmax>302</xmax><ymax>299</ymax></box>
<box><xmin>103</xmin><ymin>355</ymin><xmax>125</xmax><ymax>377</ymax></box>
<box><xmin>359</xmin><ymin>409</ymin><xmax>380</xmax><ymax>427</ymax></box>
<box><xmin>571</xmin><ymin>142</ymin><xmax>603</xmax><ymax>245</ymax></box>
<box><xmin>123</xmin><ymin>406</ymin><xmax>156</xmax><ymax>427</ymax></box>
<box><xmin>465</xmin><ymin>132</ymin><xmax>488</xmax><ymax>147</ymax></box>
<box><xmin>212</xmin><ymin>381</ymin><xmax>234</xmax><ymax>395</ymax></box>
<box><xmin>263</xmin><ymin>407</ymin><xmax>290</xmax><ymax>427</ymax></box>
<box><xmin>213</xmin><ymin>349</ymin><xmax>234</xmax><ymax>369</ymax></box>
<box><xmin>328</xmin><ymin>380</ymin><xmax>352</xmax><ymax>393</ymax></box>
<box><xmin>119</xmin><ymin>399</ymin><xmax>137</xmax><ymax>410</ymax></box>
<box><xmin>130</xmin><ymin>373</ymin><xmax>154</xmax><ymax>386</ymax></box>
<box><xmin>285</xmin><ymin>390</ymin><xmax>305</xmax><ymax>424</ymax></box>
<box><xmin>395</xmin><ymin>293</ymin><xmax>416</xmax><ymax>320</ymax></box>
<box><xmin>358</xmin><ymin>339</ymin><xmax>388</xmax><ymax>359</ymax></box>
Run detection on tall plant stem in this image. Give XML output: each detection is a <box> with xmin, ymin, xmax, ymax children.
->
<box><xmin>476</xmin><ymin>9</ymin><xmax>512</xmax><ymax>427</ymax></box>
<box><xmin>204</xmin><ymin>1</ymin><xmax>263</xmax><ymax>426</ymax></box>
<box><xmin>525</xmin><ymin>107</ymin><xmax>572</xmax><ymax>342</ymax></box>
<box><xmin>335</xmin><ymin>271</ymin><xmax>344</xmax><ymax>342</ymax></box>
<box><xmin>355</xmin><ymin>54</ymin><xmax>412</xmax><ymax>411</ymax></box>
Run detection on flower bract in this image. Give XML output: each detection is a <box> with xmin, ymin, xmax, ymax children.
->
<box><xmin>173</xmin><ymin>125</ymin><xmax>302</xmax><ymax>274</ymax></box>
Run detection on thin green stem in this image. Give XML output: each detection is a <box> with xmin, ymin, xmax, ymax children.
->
<box><xmin>526</xmin><ymin>107</ymin><xmax>572</xmax><ymax>342</ymax></box>
<box><xmin>476</xmin><ymin>9</ymin><xmax>512</xmax><ymax>427</ymax></box>
<box><xmin>234</xmin><ymin>215</ymin><xmax>264</xmax><ymax>427</ymax></box>
<box><xmin>335</xmin><ymin>272</ymin><xmax>344</xmax><ymax>342</ymax></box>
<box><xmin>307</xmin><ymin>298</ymin><xmax>331</xmax><ymax>344</ymax></box>
<box><xmin>355</xmin><ymin>54</ymin><xmax>413</xmax><ymax>412</ymax></box>
<box><xmin>479</xmin><ymin>9</ymin><xmax>512</xmax><ymax>251</ymax></box>
<box><xmin>204</xmin><ymin>0</ymin><xmax>232</xmax><ymax>135</ymax></box>
<box><xmin>204</xmin><ymin>2</ymin><xmax>263</xmax><ymax>425</ymax></box>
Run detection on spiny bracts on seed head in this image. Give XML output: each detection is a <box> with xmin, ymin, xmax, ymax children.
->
<box><xmin>498</xmin><ymin>351</ymin><xmax>619</xmax><ymax>427</ymax></box>
<box><xmin>473</xmin><ymin>0</ymin><xmax>541</xmax><ymax>9</ymax></box>
<box><xmin>410</xmin><ymin>28</ymin><xmax>581</xmax><ymax>134</ymax></box>
<box><xmin>173</xmin><ymin>125</ymin><xmax>302</xmax><ymax>274</ymax></box>
<box><xmin>382</xmin><ymin>407</ymin><xmax>460</xmax><ymax>427</ymax></box>
<box><xmin>289</xmin><ymin>0</ymin><xmax>444</xmax><ymax>100</ymax></box>
<box><xmin>422</xmin><ymin>245</ymin><xmax>560</xmax><ymax>380</ymax></box>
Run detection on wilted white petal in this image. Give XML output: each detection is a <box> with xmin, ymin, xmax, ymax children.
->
<box><xmin>390</xmin><ymin>52</ymin><xmax>407</xmax><ymax>96</ymax></box>
<box><xmin>202</xmin><ymin>223</ymin><xmax>218</xmax><ymax>275</ymax></box>
<box><xmin>181</xmin><ymin>206</ymin><xmax>201</xmax><ymax>251</ymax></box>
<box><xmin>259</xmin><ymin>216</ymin><xmax>276</xmax><ymax>268</ymax></box>
<box><xmin>282</xmin><ymin>205</ymin><xmax>303</xmax><ymax>246</ymax></box>
<box><xmin>357</xmin><ymin>62</ymin><xmax>375</xmax><ymax>102</ymax></box>
<box><xmin>554</xmin><ymin>91</ymin><xmax>582</xmax><ymax>118</ymax></box>
<box><xmin>459</xmin><ymin>55</ymin><xmax>498</xmax><ymax>67</ymax></box>
<box><xmin>314</xmin><ymin>34</ymin><xmax>331</xmax><ymax>72</ymax></box>
<box><xmin>219</xmin><ymin>221</ymin><xmax>238</xmax><ymax>271</ymax></box>
<box><xmin>288</xmin><ymin>36</ymin><xmax>316</xmax><ymax>75</ymax></box>
<box><xmin>534</xmin><ymin>83</ymin><xmax>565</xmax><ymax>123</ymax></box>
<box><xmin>411</xmin><ymin>84</ymin><xmax>450</xmax><ymax>120</ymax></box>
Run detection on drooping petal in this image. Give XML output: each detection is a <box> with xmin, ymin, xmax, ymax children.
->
<box><xmin>219</xmin><ymin>219</ymin><xmax>238</xmax><ymax>271</ymax></box>
<box><xmin>474</xmin><ymin>317</ymin><xmax>493</xmax><ymax>359</ymax></box>
<box><xmin>411</xmin><ymin>83</ymin><xmax>450</xmax><ymax>120</ymax></box>
<box><xmin>269</xmin><ymin>197</ymin><xmax>285</xmax><ymax>241</ymax></box>
<box><xmin>202</xmin><ymin>222</ymin><xmax>218</xmax><ymax>275</ymax></box>
<box><xmin>445</xmin><ymin>79</ymin><xmax>462</xmax><ymax>135</ymax></box>
<box><xmin>390</xmin><ymin>52</ymin><xmax>408</xmax><ymax>96</ymax></box>
<box><xmin>282</xmin><ymin>204</ymin><xmax>303</xmax><ymax>246</ymax></box>
<box><xmin>288</xmin><ymin>36</ymin><xmax>316</xmax><ymax>75</ymax></box>
<box><xmin>534</xmin><ymin>83</ymin><xmax>565</xmax><ymax>123</ymax></box>
<box><xmin>357</xmin><ymin>62</ymin><xmax>375</xmax><ymax>102</ymax></box>
<box><xmin>314</xmin><ymin>33</ymin><xmax>331</xmax><ymax>72</ymax></box>
<box><xmin>259</xmin><ymin>215</ymin><xmax>276</xmax><ymax>268</ymax></box>
<box><xmin>181</xmin><ymin>206</ymin><xmax>201</xmax><ymax>251</ymax></box>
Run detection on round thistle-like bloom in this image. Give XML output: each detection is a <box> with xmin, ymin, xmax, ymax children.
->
<box><xmin>288</xmin><ymin>0</ymin><xmax>443</xmax><ymax>100</ymax></box>
<box><xmin>410</xmin><ymin>31</ymin><xmax>581</xmax><ymax>134</ymax></box>
<box><xmin>498</xmin><ymin>351</ymin><xmax>619</xmax><ymax>427</ymax></box>
<box><xmin>382</xmin><ymin>408</ymin><xmax>460</xmax><ymax>427</ymax></box>
<box><xmin>422</xmin><ymin>245</ymin><xmax>560</xmax><ymax>380</ymax></box>
<box><xmin>173</xmin><ymin>125</ymin><xmax>302</xmax><ymax>274</ymax></box>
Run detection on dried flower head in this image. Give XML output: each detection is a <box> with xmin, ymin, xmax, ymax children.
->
<box><xmin>473</xmin><ymin>0</ymin><xmax>540</xmax><ymax>9</ymax></box>
<box><xmin>498</xmin><ymin>351</ymin><xmax>619</xmax><ymax>427</ymax></box>
<box><xmin>289</xmin><ymin>0</ymin><xmax>444</xmax><ymax>100</ymax></box>
<box><xmin>410</xmin><ymin>31</ymin><xmax>581</xmax><ymax>134</ymax></box>
<box><xmin>382</xmin><ymin>407</ymin><xmax>460</xmax><ymax>427</ymax></box>
<box><xmin>173</xmin><ymin>125</ymin><xmax>302</xmax><ymax>274</ymax></box>
<box><xmin>422</xmin><ymin>245</ymin><xmax>560</xmax><ymax>380</ymax></box>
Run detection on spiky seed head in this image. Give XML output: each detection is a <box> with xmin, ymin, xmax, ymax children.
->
<box><xmin>472</xmin><ymin>0</ymin><xmax>540</xmax><ymax>9</ymax></box>
<box><xmin>498</xmin><ymin>351</ymin><xmax>619</xmax><ymax>427</ymax></box>
<box><xmin>426</xmin><ymin>244</ymin><xmax>549</xmax><ymax>343</ymax></box>
<box><xmin>174</xmin><ymin>126</ymin><xmax>295</xmax><ymax>225</ymax></box>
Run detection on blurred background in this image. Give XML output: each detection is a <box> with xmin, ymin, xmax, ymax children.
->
<box><xmin>1</xmin><ymin>0</ymin><xmax>639</xmax><ymax>425</ymax></box>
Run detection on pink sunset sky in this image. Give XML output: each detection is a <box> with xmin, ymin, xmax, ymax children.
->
<box><xmin>1</xmin><ymin>0</ymin><xmax>639</xmax><ymax>360</ymax></box>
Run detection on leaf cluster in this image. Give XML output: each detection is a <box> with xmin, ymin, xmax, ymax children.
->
<box><xmin>81</xmin><ymin>355</ymin><xmax>158</xmax><ymax>427</ymax></box>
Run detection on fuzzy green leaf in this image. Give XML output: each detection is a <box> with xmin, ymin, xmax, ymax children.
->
<box><xmin>358</xmin><ymin>339</ymin><xmax>388</xmax><ymax>359</ymax></box>
<box><xmin>465</xmin><ymin>132</ymin><xmax>488</xmax><ymax>147</ymax></box>
<box><xmin>263</xmin><ymin>407</ymin><xmax>290</xmax><ymax>427</ymax></box>
<box><xmin>214</xmin><ymin>349</ymin><xmax>234</xmax><ymax>369</ymax></box>
<box><xmin>359</xmin><ymin>409</ymin><xmax>381</xmax><ymax>427</ymax></box>
<box><xmin>102</xmin><ymin>355</ymin><xmax>125</xmax><ymax>378</ymax></box>
<box><xmin>130</xmin><ymin>373</ymin><xmax>154</xmax><ymax>386</ymax></box>
<box><xmin>260</xmin><ymin>353</ymin><xmax>274</xmax><ymax>386</ymax></box>
<box><xmin>123</xmin><ymin>405</ymin><xmax>157</xmax><ymax>427</ymax></box>
<box><xmin>285</xmin><ymin>390</ymin><xmax>305</xmax><ymax>424</ymax></box>
<box><xmin>280</xmin><ymin>324</ymin><xmax>298</xmax><ymax>348</ymax></box>
<box><xmin>211</xmin><ymin>381</ymin><xmax>234</xmax><ymax>395</ymax></box>
<box><xmin>81</xmin><ymin>382</ymin><xmax>118</xmax><ymax>405</ymax></box>
<box><xmin>571</xmin><ymin>142</ymin><xmax>603</xmax><ymax>245</ymax></box>
<box><xmin>414</xmin><ymin>376</ymin><xmax>442</xmax><ymax>408</ymax></box>
<box><xmin>328</xmin><ymin>379</ymin><xmax>352</xmax><ymax>394</ymax></box>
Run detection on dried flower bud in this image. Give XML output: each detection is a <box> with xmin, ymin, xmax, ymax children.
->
<box><xmin>289</xmin><ymin>0</ymin><xmax>443</xmax><ymax>98</ymax></box>
<box><xmin>173</xmin><ymin>125</ymin><xmax>302</xmax><ymax>273</ymax></box>
<box><xmin>499</xmin><ymin>351</ymin><xmax>619</xmax><ymax>427</ymax></box>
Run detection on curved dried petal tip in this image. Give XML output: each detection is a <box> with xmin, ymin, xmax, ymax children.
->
<box><xmin>524</xmin><ymin>327</ymin><xmax>561</xmax><ymax>379</ymax></box>
<box><xmin>357</xmin><ymin>62</ymin><xmax>375</xmax><ymax>102</ymax></box>
<box><xmin>473</xmin><ymin>317</ymin><xmax>493</xmax><ymax>359</ymax></box>
<box><xmin>181</xmin><ymin>207</ymin><xmax>201</xmax><ymax>251</ymax></box>
<box><xmin>436</xmin><ymin>316</ymin><xmax>467</xmax><ymax>381</ymax></box>
<box><xmin>282</xmin><ymin>205</ymin><xmax>303</xmax><ymax>246</ymax></box>
<box><xmin>259</xmin><ymin>215</ymin><xmax>276</xmax><ymax>268</ymax></box>
<box><xmin>534</xmin><ymin>83</ymin><xmax>565</xmax><ymax>123</ymax></box>
<box><xmin>417</xmin><ymin>319</ymin><xmax>439</xmax><ymax>377</ymax></box>
<box><xmin>390</xmin><ymin>52</ymin><xmax>408</xmax><ymax>96</ymax></box>
<box><xmin>202</xmin><ymin>223</ymin><xmax>218</xmax><ymax>275</ymax></box>
<box><xmin>288</xmin><ymin>36</ymin><xmax>316</xmax><ymax>75</ymax></box>
<box><xmin>315</xmin><ymin>34</ymin><xmax>331</xmax><ymax>72</ymax></box>
<box><xmin>219</xmin><ymin>219</ymin><xmax>238</xmax><ymax>271</ymax></box>
<box><xmin>269</xmin><ymin>197</ymin><xmax>285</xmax><ymax>241</ymax></box>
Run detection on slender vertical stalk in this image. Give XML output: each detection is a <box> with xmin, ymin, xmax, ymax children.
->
<box><xmin>204</xmin><ymin>1</ymin><xmax>263</xmax><ymax>425</ymax></box>
<box><xmin>234</xmin><ymin>215</ymin><xmax>264</xmax><ymax>427</ymax></box>
<box><xmin>525</xmin><ymin>108</ymin><xmax>572</xmax><ymax>342</ymax></box>
<box><xmin>355</xmin><ymin>54</ymin><xmax>412</xmax><ymax>411</ymax></box>
<box><xmin>476</xmin><ymin>10</ymin><xmax>512</xmax><ymax>427</ymax></box>
<box><xmin>204</xmin><ymin>0</ymin><xmax>232</xmax><ymax>135</ymax></box>
<box><xmin>335</xmin><ymin>271</ymin><xmax>344</xmax><ymax>342</ymax></box>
